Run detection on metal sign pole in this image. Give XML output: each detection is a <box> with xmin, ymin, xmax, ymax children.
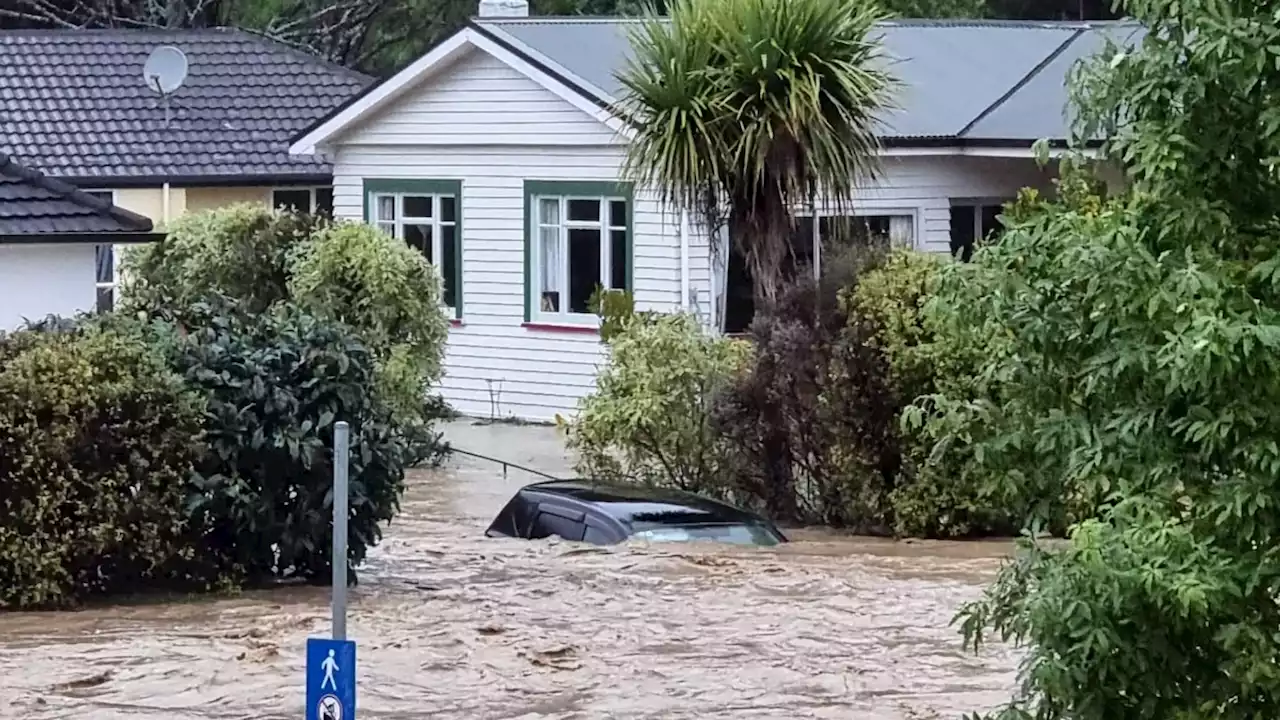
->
<box><xmin>332</xmin><ymin>421</ymin><xmax>350</xmax><ymax>641</ymax></box>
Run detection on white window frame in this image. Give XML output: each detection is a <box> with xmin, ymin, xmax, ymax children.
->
<box><xmin>529</xmin><ymin>193</ymin><xmax>628</xmax><ymax>325</ymax></box>
<box><xmin>83</xmin><ymin>189</ymin><xmax>120</xmax><ymax>312</ymax></box>
<box><xmin>796</xmin><ymin>207</ymin><xmax>919</xmax><ymax>279</ymax></box>
<box><xmin>272</xmin><ymin>186</ymin><xmax>333</xmax><ymax>214</ymax></box>
<box><xmin>368</xmin><ymin>191</ymin><xmax>457</xmax><ymax>314</ymax></box>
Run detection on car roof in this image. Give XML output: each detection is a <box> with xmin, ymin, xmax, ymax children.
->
<box><xmin>520</xmin><ymin>479</ymin><xmax>765</xmax><ymax>527</ymax></box>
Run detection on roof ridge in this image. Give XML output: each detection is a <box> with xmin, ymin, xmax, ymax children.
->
<box><xmin>954</xmin><ymin>26</ymin><xmax>1086</xmax><ymax>138</ymax></box>
<box><xmin>0</xmin><ymin>152</ymin><xmax>153</xmax><ymax>232</ymax></box>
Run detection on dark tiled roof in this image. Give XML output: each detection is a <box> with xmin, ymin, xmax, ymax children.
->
<box><xmin>0</xmin><ymin>28</ymin><xmax>372</xmax><ymax>183</ymax></box>
<box><xmin>470</xmin><ymin>17</ymin><xmax>1143</xmax><ymax>143</ymax></box>
<box><xmin>0</xmin><ymin>153</ymin><xmax>154</xmax><ymax>236</ymax></box>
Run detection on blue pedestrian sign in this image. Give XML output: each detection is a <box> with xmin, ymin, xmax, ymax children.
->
<box><xmin>307</xmin><ymin>637</ymin><xmax>356</xmax><ymax>720</ymax></box>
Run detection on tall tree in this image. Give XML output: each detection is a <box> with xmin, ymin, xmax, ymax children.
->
<box><xmin>929</xmin><ymin>0</ymin><xmax>1280</xmax><ymax>715</ymax></box>
<box><xmin>616</xmin><ymin>0</ymin><xmax>897</xmax><ymax>304</ymax></box>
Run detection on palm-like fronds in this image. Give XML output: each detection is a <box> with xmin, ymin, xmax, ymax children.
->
<box><xmin>617</xmin><ymin>0</ymin><xmax>898</xmax><ymax>303</ymax></box>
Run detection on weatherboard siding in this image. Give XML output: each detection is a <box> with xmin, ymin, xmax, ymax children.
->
<box><xmin>331</xmin><ymin>143</ymin><xmax>695</xmax><ymax>422</ymax></box>
<box><xmin>341</xmin><ymin>49</ymin><xmax>623</xmax><ymax>147</ymax></box>
<box><xmin>323</xmin><ymin>43</ymin><xmax>1057</xmax><ymax>422</ymax></box>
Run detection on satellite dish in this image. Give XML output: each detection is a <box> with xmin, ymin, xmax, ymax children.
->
<box><xmin>143</xmin><ymin>46</ymin><xmax>188</xmax><ymax>95</ymax></box>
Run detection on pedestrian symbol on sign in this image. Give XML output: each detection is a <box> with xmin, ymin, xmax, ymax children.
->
<box><xmin>318</xmin><ymin>694</ymin><xmax>342</xmax><ymax>720</ymax></box>
<box><xmin>321</xmin><ymin>649</ymin><xmax>339</xmax><ymax>691</ymax></box>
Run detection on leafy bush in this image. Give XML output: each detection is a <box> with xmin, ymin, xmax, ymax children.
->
<box><xmin>714</xmin><ymin>276</ymin><xmax>901</xmax><ymax>528</ymax></box>
<box><xmin>122</xmin><ymin>204</ymin><xmax>323</xmax><ymax>315</ymax></box>
<box><xmin>951</xmin><ymin>0</ymin><xmax>1280</xmax><ymax>711</ymax></box>
<box><xmin>566</xmin><ymin>313</ymin><xmax>749</xmax><ymax>497</ymax></box>
<box><xmin>165</xmin><ymin>299</ymin><xmax>411</xmax><ymax>585</ymax></box>
<box><xmin>0</xmin><ymin>325</ymin><xmax>205</xmax><ymax>608</ymax></box>
<box><xmin>289</xmin><ymin>221</ymin><xmax>449</xmax><ymax>422</ymax></box>
<box><xmin>122</xmin><ymin>204</ymin><xmax>450</xmax><ymax>431</ymax></box>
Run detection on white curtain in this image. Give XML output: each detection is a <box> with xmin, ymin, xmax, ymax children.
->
<box><xmin>889</xmin><ymin>215</ymin><xmax>914</xmax><ymax>248</ymax></box>
<box><xmin>539</xmin><ymin>198</ymin><xmax>562</xmax><ymax>311</ymax></box>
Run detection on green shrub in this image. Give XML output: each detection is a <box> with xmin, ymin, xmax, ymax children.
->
<box><xmin>166</xmin><ymin>299</ymin><xmax>411</xmax><ymax>585</ymax></box>
<box><xmin>289</xmin><ymin>222</ymin><xmax>449</xmax><ymax>422</ymax></box>
<box><xmin>0</xmin><ymin>325</ymin><xmax>205</xmax><ymax>608</ymax></box>
<box><xmin>845</xmin><ymin>249</ymin><xmax>945</xmax><ymax>403</ymax></box>
<box><xmin>565</xmin><ymin>313</ymin><xmax>750</xmax><ymax>497</ymax></box>
<box><xmin>121</xmin><ymin>205</ymin><xmax>450</xmax><ymax>431</ymax></box>
<box><xmin>122</xmin><ymin>204</ymin><xmax>323</xmax><ymax>315</ymax></box>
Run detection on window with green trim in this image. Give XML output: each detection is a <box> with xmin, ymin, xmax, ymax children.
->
<box><xmin>525</xmin><ymin>181</ymin><xmax>632</xmax><ymax>324</ymax></box>
<box><xmin>364</xmin><ymin>179</ymin><xmax>462</xmax><ymax>317</ymax></box>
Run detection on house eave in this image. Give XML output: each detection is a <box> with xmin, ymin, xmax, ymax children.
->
<box><xmin>0</xmin><ymin>232</ymin><xmax>167</xmax><ymax>245</ymax></box>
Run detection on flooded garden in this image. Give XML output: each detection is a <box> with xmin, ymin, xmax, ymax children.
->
<box><xmin>0</xmin><ymin>421</ymin><xmax>1016</xmax><ymax>720</ymax></box>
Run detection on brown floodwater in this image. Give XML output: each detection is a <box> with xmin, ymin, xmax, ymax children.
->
<box><xmin>0</xmin><ymin>421</ymin><xmax>1018</xmax><ymax>719</ymax></box>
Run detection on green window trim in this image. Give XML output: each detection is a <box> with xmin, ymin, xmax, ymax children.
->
<box><xmin>363</xmin><ymin>178</ymin><xmax>464</xmax><ymax>319</ymax></box>
<box><xmin>522</xmin><ymin>180</ymin><xmax>635</xmax><ymax>324</ymax></box>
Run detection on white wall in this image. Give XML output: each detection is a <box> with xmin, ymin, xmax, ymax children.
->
<box><xmin>0</xmin><ymin>244</ymin><xmax>96</xmax><ymax>330</ymax></box>
<box><xmin>326</xmin><ymin>44</ymin><xmax>1059</xmax><ymax>422</ymax></box>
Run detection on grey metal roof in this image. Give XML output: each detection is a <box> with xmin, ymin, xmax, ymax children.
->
<box><xmin>0</xmin><ymin>153</ymin><xmax>155</xmax><ymax>237</ymax></box>
<box><xmin>0</xmin><ymin>28</ymin><xmax>372</xmax><ymax>184</ymax></box>
<box><xmin>473</xmin><ymin>17</ymin><xmax>1141</xmax><ymax>143</ymax></box>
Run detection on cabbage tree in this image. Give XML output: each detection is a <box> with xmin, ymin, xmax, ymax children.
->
<box><xmin>617</xmin><ymin>0</ymin><xmax>896</xmax><ymax>304</ymax></box>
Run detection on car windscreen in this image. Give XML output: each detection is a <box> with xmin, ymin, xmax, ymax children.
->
<box><xmin>629</xmin><ymin>523</ymin><xmax>783</xmax><ymax>547</ymax></box>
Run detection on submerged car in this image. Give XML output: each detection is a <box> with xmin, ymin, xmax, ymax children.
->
<box><xmin>485</xmin><ymin>479</ymin><xmax>787</xmax><ymax>547</ymax></box>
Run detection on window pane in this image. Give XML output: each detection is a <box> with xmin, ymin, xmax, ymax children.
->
<box><xmin>376</xmin><ymin>221</ymin><xmax>395</xmax><ymax>237</ymax></box>
<box><xmin>539</xmin><ymin>226</ymin><xmax>561</xmax><ymax>312</ymax></box>
<box><xmin>403</xmin><ymin>195</ymin><xmax>433</xmax><ymax>218</ymax></box>
<box><xmin>404</xmin><ymin>223</ymin><xmax>433</xmax><ymax>261</ymax></box>
<box><xmin>441</xmin><ymin>224</ymin><xmax>458</xmax><ymax>310</ymax></box>
<box><xmin>608</xmin><ymin>200</ymin><xmax>627</xmax><ymax>228</ymax></box>
<box><xmin>376</xmin><ymin>195</ymin><xmax>396</xmax><ymax>222</ymax></box>
<box><xmin>274</xmin><ymin>189</ymin><xmax>312</xmax><ymax>212</ymax></box>
<box><xmin>315</xmin><ymin>187</ymin><xmax>334</xmax><ymax>217</ymax></box>
<box><xmin>949</xmin><ymin>205</ymin><xmax>976</xmax><ymax>261</ymax></box>
<box><xmin>568</xmin><ymin>227</ymin><xmax>602</xmax><ymax>314</ymax></box>
<box><xmin>568</xmin><ymin>199</ymin><xmax>600</xmax><ymax>223</ymax></box>
<box><xmin>539</xmin><ymin>198</ymin><xmax>560</xmax><ymax>225</ymax></box>
<box><xmin>95</xmin><ymin>244</ymin><xmax>114</xmax><ymax>284</ymax></box>
<box><xmin>610</xmin><ymin>229</ymin><xmax>627</xmax><ymax>290</ymax></box>
<box><xmin>790</xmin><ymin>216</ymin><xmax>817</xmax><ymax>277</ymax></box>
<box><xmin>888</xmin><ymin>215</ymin><xmax>914</xmax><ymax>247</ymax></box>
<box><xmin>981</xmin><ymin>204</ymin><xmax>1003</xmax><ymax>240</ymax></box>
<box><xmin>441</xmin><ymin>195</ymin><xmax>457</xmax><ymax>223</ymax></box>
<box><xmin>96</xmin><ymin>287</ymin><xmax>114</xmax><ymax>313</ymax></box>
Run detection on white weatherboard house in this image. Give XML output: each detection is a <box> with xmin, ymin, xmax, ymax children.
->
<box><xmin>291</xmin><ymin>5</ymin><xmax>1136</xmax><ymax>422</ymax></box>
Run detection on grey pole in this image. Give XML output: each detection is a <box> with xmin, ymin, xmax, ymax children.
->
<box><xmin>332</xmin><ymin>420</ymin><xmax>350</xmax><ymax>641</ymax></box>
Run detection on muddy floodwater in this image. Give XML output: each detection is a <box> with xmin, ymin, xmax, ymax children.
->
<box><xmin>0</xmin><ymin>421</ymin><xmax>1019</xmax><ymax>719</ymax></box>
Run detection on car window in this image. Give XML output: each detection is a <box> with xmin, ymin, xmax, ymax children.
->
<box><xmin>535</xmin><ymin>511</ymin><xmax>585</xmax><ymax>542</ymax></box>
<box><xmin>631</xmin><ymin>523</ymin><xmax>781</xmax><ymax>547</ymax></box>
<box><xmin>583</xmin><ymin>524</ymin><xmax>613</xmax><ymax>545</ymax></box>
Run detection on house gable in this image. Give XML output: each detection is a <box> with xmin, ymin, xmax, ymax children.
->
<box><xmin>341</xmin><ymin>48</ymin><xmax>624</xmax><ymax>147</ymax></box>
<box><xmin>291</xmin><ymin>27</ymin><xmax>628</xmax><ymax>155</ymax></box>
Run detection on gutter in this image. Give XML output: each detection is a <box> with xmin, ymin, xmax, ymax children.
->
<box><xmin>0</xmin><ymin>232</ymin><xmax>167</xmax><ymax>246</ymax></box>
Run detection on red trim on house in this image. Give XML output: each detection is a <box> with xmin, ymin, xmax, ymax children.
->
<box><xmin>521</xmin><ymin>322</ymin><xmax>599</xmax><ymax>335</ymax></box>
<box><xmin>449</xmin><ymin>318</ymin><xmax>464</xmax><ymax>327</ymax></box>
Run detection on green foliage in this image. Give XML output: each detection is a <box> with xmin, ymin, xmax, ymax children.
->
<box><xmin>566</xmin><ymin>313</ymin><xmax>750</xmax><ymax>497</ymax></box>
<box><xmin>122</xmin><ymin>204</ymin><xmax>323</xmax><ymax>316</ymax></box>
<box><xmin>588</xmin><ymin>287</ymin><xmax>643</xmax><ymax>342</ymax></box>
<box><xmin>947</xmin><ymin>1</ymin><xmax>1280</xmax><ymax>716</ymax></box>
<box><xmin>618</xmin><ymin>0</ymin><xmax>896</xmax><ymax>301</ymax></box>
<box><xmin>846</xmin><ymin>249</ymin><xmax>946</xmax><ymax>402</ymax></box>
<box><xmin>0</xmin><ymin>324</ymin><xmax>205</xmax><ymax>608</ymax></box>
<box><xmin>289</xmin><ymin>221</ymin><xmax>449</xmax><ymax>406</ymax></box>
<box><xmin>123</xmin><ymin>204</ymin><xmax>450</xmax><ymax>430</ymax></box>
<box><xmin>165</xmin><ymin>299</ymin><xmax>410</xmax><ymax>585</ymax></box>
